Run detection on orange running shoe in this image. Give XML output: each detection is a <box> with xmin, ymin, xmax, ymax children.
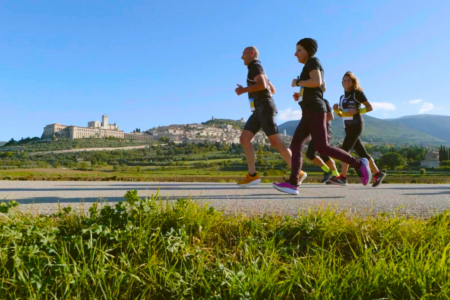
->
<box><xmin>299</xmin><ymin>171</ymin><xmax>308</xmax><ymax>184</ymax></box>
<box><xmin>237</xmin><ymin>173</ymin><xmax>261</xmax><ymax>187</ymax></box>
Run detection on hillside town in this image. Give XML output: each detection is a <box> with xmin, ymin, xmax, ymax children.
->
<box><xmin>42</xmin><ymin>115</ymin><xmax>292</xmax><ymax>145</ymax></box>
<box><xmin>35</xmin><ymin>115</ymin><xmax>444</xmax><ymax>168</ymax></box>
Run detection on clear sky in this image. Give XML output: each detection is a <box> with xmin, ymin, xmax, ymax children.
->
<box><xmin>1</xmin><ymin>0</ymin><xmax>449</xmax><ymax>141</ymax></box>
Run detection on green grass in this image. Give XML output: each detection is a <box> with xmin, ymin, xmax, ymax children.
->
<box><xmin>1</xmin><ymin>192</ymin><xmax>450</xmax><ymax>299</ymax></box>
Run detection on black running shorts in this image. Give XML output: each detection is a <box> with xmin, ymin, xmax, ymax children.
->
<box><xmin>244</xmin><ymin>98</ymin><xmax>279</xmax><ymax>137</ymax></box>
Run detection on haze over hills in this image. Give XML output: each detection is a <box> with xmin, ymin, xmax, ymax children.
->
<box><xmin>384</xmin><ymin>114</ymin><xmax>450</xmax><ymax>144</ymax></box>
<box><xmin>278</xmin><ymin>114</ymin><xmax>448</xmax><ymax>146</ymax></box>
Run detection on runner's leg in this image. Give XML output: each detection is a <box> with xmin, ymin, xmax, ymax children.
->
<box><xmin>310</xmin><ymin>112</ymin><xmax>360</xmax><ymax>168</ymax></box>
<box><xmin>241</xmin><ymin>113</ymin><xmax>261</xmax><ymax>175</ymax></box>
<box><xmin>289</xmin><ymin>117</ymin><xmax>311</xmax><ymax>185</ymax></box>
<box><xmin>306</xmin><ymin>138</ymin><xmax>327</xmax><ymax>168</ymax></box>
<box><xmin>268</xmin><ymin>134</ymin><xmax>292</xmax><ymax>169</ymax></box>
<box><xmin>240</xmin><ymin>130</ymin><xmax>256</xmax><ymax>174</ymax></box>
<box><xmin>310</xmin><ymin>112</ymin><xmax>371</xmax><ymax>185</ymax></box>
<box><xmin>340</xmin><ymin>124</ymin><xmax>363</xmax><ymax>177</ymax></box>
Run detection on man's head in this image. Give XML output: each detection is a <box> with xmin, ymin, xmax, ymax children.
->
<box><xmin>241</xmin><ymin>46</ymin><xmax>259</xmax><ymax>66</ymax></box>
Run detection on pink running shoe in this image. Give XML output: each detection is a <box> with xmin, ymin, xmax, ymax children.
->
<box><xmin>356</xmin><ymin>158</ymin><xmax>372</xmax><ymax>186</ymax></box>
<box><xmin>273</xmin><ymin>181</ymin><xmax>299</xmax><ymax>195</ymax></box>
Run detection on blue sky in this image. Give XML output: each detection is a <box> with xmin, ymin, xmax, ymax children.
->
<box><xmin>1</xmin><ymin>0</ymin><xmax>449</xmax><ymax>141</ymax></box>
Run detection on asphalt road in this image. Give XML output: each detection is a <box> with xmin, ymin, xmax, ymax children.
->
<box><xmin>1</xmin><ymin>181</ymin><xmax>449</xmax><ymax>217</ymax></box>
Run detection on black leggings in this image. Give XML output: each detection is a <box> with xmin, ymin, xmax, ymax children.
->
<box><xmin>341</xmin><ymin>122</ymin><xmax>371</xmax><ymax>159</ymax></box>
<box><xmin>306</xmin><ymin>136</ymin><xmax>331</xmax><ymax>163</ymax></box>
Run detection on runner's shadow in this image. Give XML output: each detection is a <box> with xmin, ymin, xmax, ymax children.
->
<box><xmin>4</xmin><ymin>194</ymin><xmax>346</xmax><ymax>205</ymax></box>
<box><xmin>0</xmin><ymin>184</ymin><xmax>333</xmax><ymax>192</ymax></box>
<box><xmin>0</xmin><ymin>186</ymin><xmax>271</xmax><ymax>192</ymax></box>
<box><xmin>6</xmin><ymin>197</ymin><xmax>125</xmax><ymax>204</ymax></box>
<box><xmin>384</xmin><ymin>186</ymin><xmax>450</xmax><ymax>190</ymax></box>
<box><xmin>158</xmin><ymin>194</ymin><xmax>346</xmax><ymax>201</ymax></box>
<box><xmin>58</xmin><ymin>183</ymin><xmax>239</xmax><ymax>187</ymax></box>
<box><xmin>403</xmin><ymin>191</ymin><xmax>450</xmax><ymax>196</ymax></box>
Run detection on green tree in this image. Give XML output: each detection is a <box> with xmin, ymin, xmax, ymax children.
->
<box><xmin>4</xmin><ymin>138</ymin><xmax>16</xmax><ymax>146</ymax></box>
<box><xmin>79</xmin><ymin>162</ymin><xmax>89</xmax><ymax>170</ymax></box>
<box><xmin>256</xmin><ymin>147</ymin><xmax>264</xmax><ymax>163</ymax></box>
<box><xmin>378</xmin><ymin>153</ymin><xmax>407</xmax><ymax>170</ymax></box>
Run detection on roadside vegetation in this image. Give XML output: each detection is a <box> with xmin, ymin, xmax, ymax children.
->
<box><xmin>1</xmin><ymin>192</ymin><xmax>449</xmax><ymax>299</ymax></box>
<box><xmin>1</xmin><ymin>139</ymin><xmax>450</xmax><ymax>183</ymax></box>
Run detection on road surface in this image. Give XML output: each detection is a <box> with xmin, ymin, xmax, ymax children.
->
<box><xmin>0</xmin><ymin>181</ymin><xmax>449</xmax><ymax>217</ymax></box>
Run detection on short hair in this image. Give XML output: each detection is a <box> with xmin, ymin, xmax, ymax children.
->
<box><xmin>246</xmin><ymin>46</ymin><xmax>259</xmax><ymax>59</ymax></box>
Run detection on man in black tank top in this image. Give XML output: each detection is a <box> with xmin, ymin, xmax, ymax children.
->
<box><xmin>234</xmin><ymin>46</ymin><xmax>299</xmax><ymax>187</ymax></box>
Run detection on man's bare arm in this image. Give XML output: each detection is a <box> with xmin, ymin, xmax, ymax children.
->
<box><xmin>268</xmin><ymin>80</ymin><xmax>276</xmax><ymax>95</ymax></box>
<box><xmin>235</xmin><ymin>74</ymin><xmax>268</xmax><ymax>96</ymax></box>
<box><xmin>326</xmin><ymin>111</ymin><xmax>334</xmax><ymax>122</ymax></box>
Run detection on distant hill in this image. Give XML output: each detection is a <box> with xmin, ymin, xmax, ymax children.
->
<box><xmin>0</xmin><ymin>142</ymin><xmax>5</xmax><ymax>146</ymax></box>
<box><xmin>203</xmin><ymin>118</ymin><xmax>245</xmax><ymax>129</ymax></box>
<box><xmin>385</xmin><ymin>114</ymin><xmax>450</xmax><ymax>144</ymax></box>
<box><xmin>279</xmin><ymin>115</ymin><xmax>446</xmax><ymax>145</ymax></box>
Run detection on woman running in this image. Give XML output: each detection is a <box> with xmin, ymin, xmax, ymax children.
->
<box><xmin>273</xmin><ymin>38</ymin><xmax>371</xmax><ymax>195</ymax></box>
<box><xmin>329</xmin><ymin>71</ymin><xmax>386</xmax><ymax>187</ymax></box>
<box><xmin>306</xmin><ymin>98</ymin><xmax>340</xmax><ymax>183</ymax></box>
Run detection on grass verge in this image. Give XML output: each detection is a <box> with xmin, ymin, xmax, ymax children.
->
<box><xmin>1</xmin><ymin>192</ymin><xmax>450</xmax><ymax>299</ymax></box>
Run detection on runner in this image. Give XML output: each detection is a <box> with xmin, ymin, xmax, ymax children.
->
<box><xmin>235</xmin><ymin>46</ymin><xmax>307</xmax><ymax>187</ymax></box>
<box><xmin>306</xmin><ymin>98</ymin><xmax>340</xmax><ymax>183</ymax></box>
<box><xmin>273</xmin><ymin>38</ymin><xmax>371</xmax><ymax>195</ymax></box>
<box><xmin>329</xmin><ymin>71</ymin><xmax>386</xmax><ymax>187</ymax></box>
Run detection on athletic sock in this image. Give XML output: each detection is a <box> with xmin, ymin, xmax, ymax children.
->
<box><xmin>341</xmin><ymin>175</ymin><xmax>347</xmax><ymax>179</ymax></box>
<box><xmin>332</xmin><ymin>170</ymin><xmax>340</xmax><ymax>177</ymax></box>
<box><xmin>321</xmin><ymin>165</ymin><xmax>330</xmax><ymax>173</ymax></box>
<box><xmin>249</xmin><ymin>173</ymin><xmax>257</xmax><ymax>177</ymax></box>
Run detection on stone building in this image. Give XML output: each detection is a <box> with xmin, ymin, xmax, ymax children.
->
<box><xmin>42</xmin><ymin>115</ymin><xmax>124</xmax><ymax>140</ymax></box>
<box><xmin>420</xmin><ymin>151</ymin><xmax>440</xmax><ymax>168</ymax></box>
<box><xmin>124</xmin><ymin>132</ymin><xmax>153</xmax><ymax>141</ymax></box>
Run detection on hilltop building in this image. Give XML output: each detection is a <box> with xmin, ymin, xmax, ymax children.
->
<box><xmin>42</xmin><ymin>115</ymin><xmax>124</xmax><ymax>140</ymax></box>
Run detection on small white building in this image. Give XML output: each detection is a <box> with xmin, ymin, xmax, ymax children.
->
<box><xmin>371</xmin><ymin>151</ymin><xmax>382</xmax><ymax>159</ymax></box>
<box><xmin>420</xmin><ymin>151</ymin><xmax>440</xmax><ymax>168</ymax></box>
